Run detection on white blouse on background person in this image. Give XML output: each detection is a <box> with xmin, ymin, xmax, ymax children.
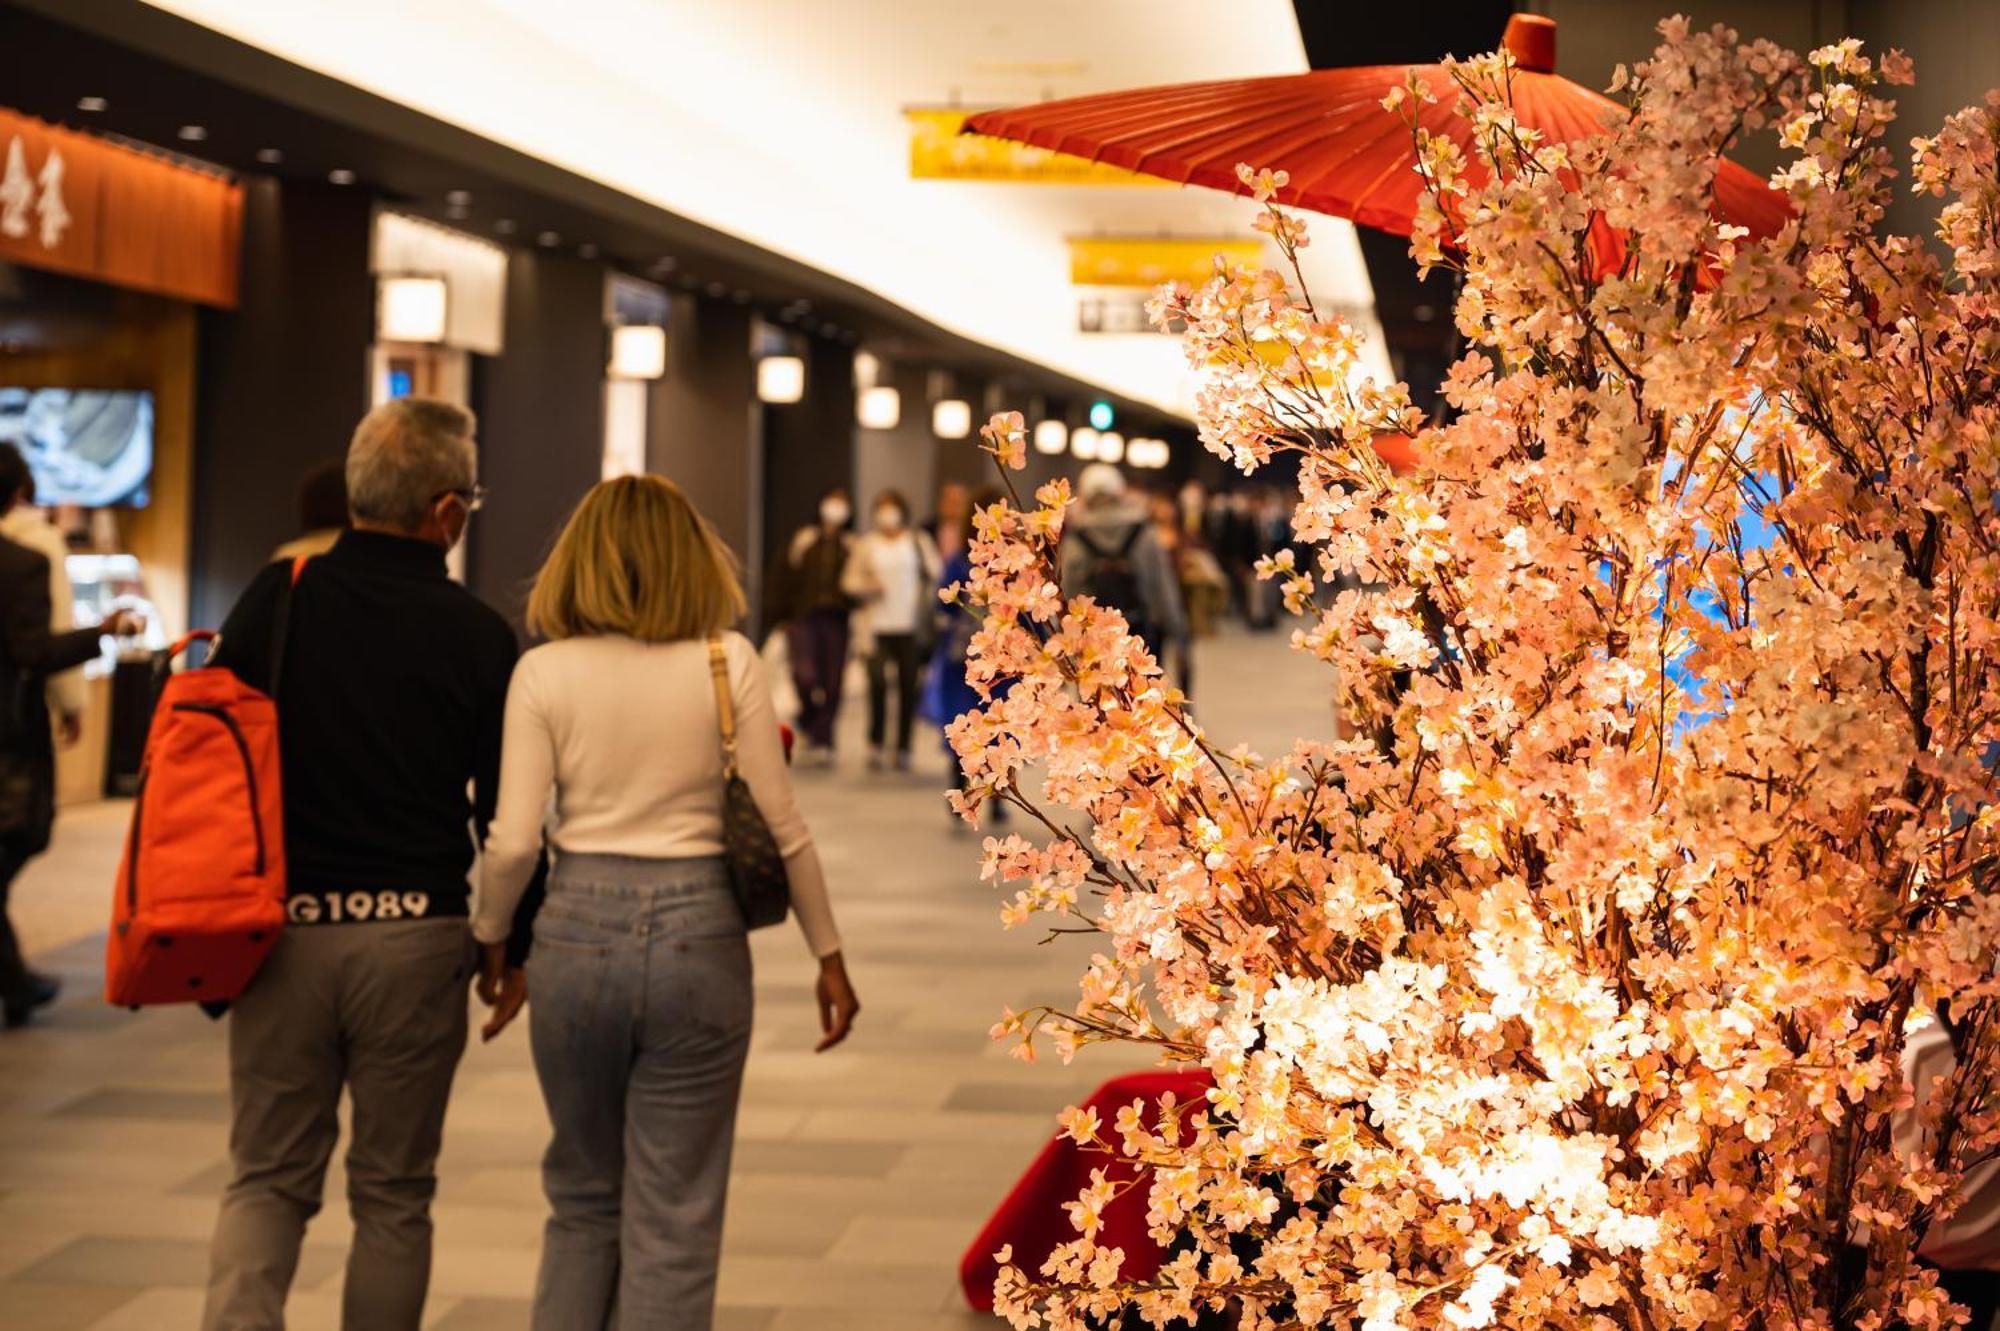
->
<box><xmin>866</xmin><ymin>534</ymin><xmax>924</xmax><ymax>635</ymax></box>
<box><xmin>475</xmin><ymin>631</ymin><xmax>842</xmax><ymax>957</ymax></box>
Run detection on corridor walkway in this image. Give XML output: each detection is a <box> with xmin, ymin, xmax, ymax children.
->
<box><xmin>0</xmin><ymin>628</ymin><xmax>1330</xmax><ymax>1330</ymax></box>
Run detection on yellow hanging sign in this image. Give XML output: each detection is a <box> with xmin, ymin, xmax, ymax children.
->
<box><xmin>1068</xmin><ymin>236</ymin><xmax>1267</xmax><ymax>288</ymax></box>
<box><xmin>907</xmin><ymin>108</ymin><xmax>1167</xmax><ymax>185</ymax></box>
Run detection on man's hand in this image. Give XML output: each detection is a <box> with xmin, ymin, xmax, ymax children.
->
<box><xmin>814</xmin><ymin>951</ymin><xmax>859</xmax><ymax>1053</ymax></box>
<box><xmin>100</xmin><ymin>610</ymin><xmax>145</xmax><ymax>638</ymax></box>
<box><xmin>475</xmin><ymin>940</ymin><xmax>527</xmax><ymax>1042</ymax></box>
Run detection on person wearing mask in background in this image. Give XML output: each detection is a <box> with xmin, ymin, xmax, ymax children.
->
<box><xmin>771</xmin><ymin>489</ymin><xmax>855</xmax><ymax>766</ymax></box>
<box><xmin>477</xmin><ymin>474</ymin><xmax>856</xmax><ymax>1330</ymax></box>
<box><xmin>271</xmin><ymin>459</ymin><xmax>350</xmax><ymax>563</ymax></box>
<box><xmin>1146</xmin><ymin>489</ymin><xmax>1203</xmax><ymax>698</ymax></box>
<box><xmin>1063</xmin><ymin>464</ymin><xmax>1185</xmax><ymax>668</ymax></box>
<box><xmin>0</xmin><ymin>444</ymin><xmax>142</xmax><ymax>1028</ymax></box>
<box><xmin>0</xmin><ymin>459</ymin><xmax>86</xmax><ymax>748</ymax></box>
<box><xmin>842</xmin><ymin>489</ymin><xmax>939</xmax><ymax>772</ymax></box>
<box><xmin>927</xmin><ymin>486</ymin><xmax>1006</xmax><ymax>825</ymax></box>
<box><xmin>1246</xmin><ymin>488</ymin><xmax>1295</xmax><ymax>631</ymax></box>
<box><xmin>1176</xmin><ymin>480</ymin><xmax>1207</xmax><ymax>546</ymax></box>
<box><xmin>927</xmin><ymin>480</ymin><xmax>972</xmax><ymax>561</ymax></box>
<box><xmin>200</xmin><ymin>398</ymin><xmax>539</xmax><ymax>1331</ymax></box>
<box><xmin>1212</xmin><ymin>490</ymin><xmax>1259</xmax><ymax>626</ymax></box>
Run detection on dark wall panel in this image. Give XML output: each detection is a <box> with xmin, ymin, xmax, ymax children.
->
<box><xmin>649</xmin><ymin>293</ymin><xmax>755</xmax><ymax>565</ymax></box>
<box><xmin>469</xmin><ymin>251</ymin><xmax>605</xmax><ymax>632</ymax></box>
<box><xmin>761</xmin><ymin>338</ymin><xmax>855</xmax><ymax>591</ymax></box>
<box><xmin>191</xmin><ymin>177</ymin><xmax>372</xmax><ymax>626</ymax></box>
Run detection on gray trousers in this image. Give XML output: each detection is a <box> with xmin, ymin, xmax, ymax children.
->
<box><xmin>528</xmin><ymin>854</ymin><xmax>752</xmax><ymax>1331</ymax></box>
<box><xmin>202</xmin><ymin>916</ymin><xmax>473</xmax><ymax>1331</ymax></box>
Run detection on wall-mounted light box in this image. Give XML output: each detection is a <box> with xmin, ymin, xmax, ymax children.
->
<box><xmin>609</xmin><ymin>324</ymin><xmax>667</xmax><ymax>380</ymax></box>
<box><xmin>758</xmin><ymin>354</ymin><xmax>806</xmax><ymax>404</ymax></box>
<box><xmin>377</xmin><ymin>274</ymin><xmax>448</xmax><ymax>344</ymax></box>
<box><xmin>858</xmin><ymin>385</ymin><xmax>901</xmax><ymax>430</ymax></box>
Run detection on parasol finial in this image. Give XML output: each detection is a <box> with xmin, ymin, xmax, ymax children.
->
<box><xmin>1501</xmin><ymin>14</ymin><xmax>1557</xmax><ymax>74</ymax></box>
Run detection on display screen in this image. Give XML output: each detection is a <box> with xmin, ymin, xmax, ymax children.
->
<box><xmin>0</xmin><ymin>388</ymin><xmax>155</xmax><ymax>509</ymax></box>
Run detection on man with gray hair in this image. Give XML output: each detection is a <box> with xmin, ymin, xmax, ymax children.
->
<box><xmin>200</xmin><ymin>398</ymin><xmax>539</xmax><ymax>1330</ymax></box>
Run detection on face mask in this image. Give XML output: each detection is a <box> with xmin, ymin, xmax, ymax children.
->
<box><xmin>820</xmin><ymin>499</ymin><xmax>851</xmax><ymax>526</ymax></box>
<box><xmin>875</xmin><ymin>507</ymin><xmax>905</xmax><ymax>533</ymax></box>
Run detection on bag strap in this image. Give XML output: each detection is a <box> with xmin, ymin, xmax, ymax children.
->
<box><xmin>706</xmin><ymin>635</ymin><xmax>739</xmax><ymax>779</ymax></box>
<box><xmin>267</xmin><ymin>555</ymin><xmax>311</xmax><ymax>700</ymax></box>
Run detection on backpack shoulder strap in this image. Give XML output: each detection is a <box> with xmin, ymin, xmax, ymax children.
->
<box><xmin>1074</xmin><ymin>529</ymin><xmax>1110</xmax><ymax>559</ymax></box>
<box><xmin>266</xmin><ymin>555</ymin><xmax>312</xmax><ymax>700</ymax></box>
<box><xmin>1113</xmin><ymin>523</ymin><xmax>1146</xmax><ymax>558</ymax></box>
<box><xmin>707</xmin><ymin>635</ymin><xmax>739</xmax><ymax>779</ymax></box>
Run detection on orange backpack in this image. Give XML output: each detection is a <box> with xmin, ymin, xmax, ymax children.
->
<box><xmin>106</xmin><ymin>562</ymin><xmax>300</xmax><ymax>1008</ymax></box>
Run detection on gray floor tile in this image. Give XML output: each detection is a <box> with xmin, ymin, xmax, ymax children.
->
<box><xmin>428</xmin><ymin>1296</ymin><xmax>532</xmax><ymax>1331</ymax></box>
<box><xmin>14</xmin><ymin>1236</ymin><xmax>340</xmax><ymax>1291</ymax></box>
<box><xmin>731</xmin><ymin>1140</ymin><xmax>904</xmax><ymax>1178</ymax></box>
<box><xmin>0</xmin><ymin>1282</ymin><xmax>139</xmax><ymax>1331</ymax></box>
<box><xmin>58</xmin><ymin>1087</ymin><xmax>230</xmax><ymax>1122</ymax></box>
<box><xmin>943</xmin><ymin>1080</ymin><xmax>1077</xmax><ymax>1114</ymax></box>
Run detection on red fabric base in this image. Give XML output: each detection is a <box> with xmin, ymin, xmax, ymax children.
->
<box><xmin>960</xmin><ymin>1067</ymin><xmax>1213</xmax><ymax>1311</ymax></box>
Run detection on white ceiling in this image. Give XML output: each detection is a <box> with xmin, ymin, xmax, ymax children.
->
<box><xmin>143</xmin><ymin>0</ymin><xmax>1389</xmax><ymax>416</ymax></box>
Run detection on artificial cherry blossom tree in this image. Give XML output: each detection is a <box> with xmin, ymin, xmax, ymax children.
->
<box><xmin>949</xmin><ymin>17</ymin><xmax>2000</xmax><ymax>1331</ymax></box>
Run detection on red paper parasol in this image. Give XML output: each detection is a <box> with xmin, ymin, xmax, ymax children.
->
<box><xmin>963</xmin><ymin>15</ymin><xmax>1789</xmax><ymax>246</ymax></box>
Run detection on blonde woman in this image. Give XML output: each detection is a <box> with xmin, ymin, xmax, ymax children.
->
<box><xmin>475</xmin><ymin>475</ymin><xmax>857</xmax><ymax>1330</ymax></box>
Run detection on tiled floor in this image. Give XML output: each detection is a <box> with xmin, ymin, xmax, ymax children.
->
<box><xmin>0</xmin><ymin>628</ymin><xmax>1328</xmax><ymax>1329</ymax></box>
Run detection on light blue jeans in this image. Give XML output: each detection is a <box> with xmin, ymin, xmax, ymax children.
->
<box><xmin>527</xmin><ymin>854</ymin><xmax>751</xmax><ymax>1331</ymax></box>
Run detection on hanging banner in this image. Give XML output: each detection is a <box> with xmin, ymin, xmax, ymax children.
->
<box><xmin>1068</xmin><ymin>236</ymin><xmax>1267</xmax><ymax>288</ymax></box>
<box><xmin>907</xmin><ymin>108</ymin><xmax>1166</xmax><ymax>185</ymax></box>
<box><xmin>0</xmin><ymin>107</ymin><xmax>242</xmax><ymax>308</ymax></box>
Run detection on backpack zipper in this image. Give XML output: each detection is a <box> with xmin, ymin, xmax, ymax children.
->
<box><xmin>168</xmin><ymin>703</ymin><xmax>267</xmax><ymax>876</ymax></box>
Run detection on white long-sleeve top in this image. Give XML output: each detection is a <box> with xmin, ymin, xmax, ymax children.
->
<box><xmin>476</xmin><ymin>631</ymin><xmax>842</xmax><ymax>958</ymax></box>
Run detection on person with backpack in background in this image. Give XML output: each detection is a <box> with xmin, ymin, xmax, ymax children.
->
<box><xmin>0</xmin><ymin>444</ymin><xmax>141</xmax><ymax>1028</ymax></box>
<box><xmin>199</xmin><ymin>398</ymin><xmax>539</xmax><ymax>1331</ymax></box>
<box><xmin>1063</xmin><ymin>464</ymin><xmax>1185</xmax><ymax>667</ymax></box>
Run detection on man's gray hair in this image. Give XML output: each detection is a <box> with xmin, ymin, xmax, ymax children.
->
<box><xmin>345</xmin><ymin>398</ymin><xmax>477</xmax><ymax>531</ymax></box>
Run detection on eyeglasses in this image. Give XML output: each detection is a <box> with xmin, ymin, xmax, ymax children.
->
<box><xmin>434</xmin><ymin>485</ymin><xmax>488</xmax><ymax>513</ymax></box>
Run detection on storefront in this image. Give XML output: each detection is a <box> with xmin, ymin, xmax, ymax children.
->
<box><xmin>0</xmin><ymin>103</ymin><xmax>241</xmax><ymax>802</ymax></box>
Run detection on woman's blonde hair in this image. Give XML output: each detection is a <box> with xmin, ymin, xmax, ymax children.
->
<box><xmin>528</xmin><ymin>474</ymin><xmax>747</xmax><ymax>642</ymax></box>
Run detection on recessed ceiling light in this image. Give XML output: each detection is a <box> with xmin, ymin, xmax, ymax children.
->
<box><xmin>495</xmin><ymin>218</ymin><xmax>517</xmax><ymax>235</ymax></box>
<box><xmin>445</xmin><ymin>189</ymin><xmax>472</xmax><ymax>206</ymax></box>
<box><xmin>255</xmin><ymin>147</ymin><xmax>283</xmax><ymax>164</ymax></box>
<box><xmin>76</xmin><ymin>97</ymin><xmax>108</xmax><ymax>113</ymax></box>
<box><xmin>578</xmin><ymin>242</ymin><xmax>599</xmax><ymax>259</ymax></box>
<box><xmin>704</xmin><ymin>281</ymin><xmax>727</xmax><ymax>298</ymax></box>
<box><xmin>177</xmin><ymin>125</ymin><xmax>207</xmax><ymax>142</ymax></box>
<box><xmin>537</xmin><ymin>230</ymin><xmax>561</xmax><ymax>247</ymax></box>
<box><xmin>730</xmin><ymin>289</ymin><xmax>750</xmax><ymax>304</ymax></box>
<box><xmin>650</xmin><ymin>257</ymin><xmax>676</xmax><ymax>275</ymax></box>
<box><xmin>328</xmin><ymin>168</ymin><xmax>356</xmax><ymax>185</ymax></box>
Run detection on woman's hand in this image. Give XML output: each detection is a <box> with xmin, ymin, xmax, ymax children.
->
<box><xmin>814</xmin><ymin>952</ymin><xmax>860</xmax><ymax>1052</ymax></box>
<box><xmin>475</xmin><ymin>940</ymin><xmax>528</xmax><ymax>1042</ymax></box>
